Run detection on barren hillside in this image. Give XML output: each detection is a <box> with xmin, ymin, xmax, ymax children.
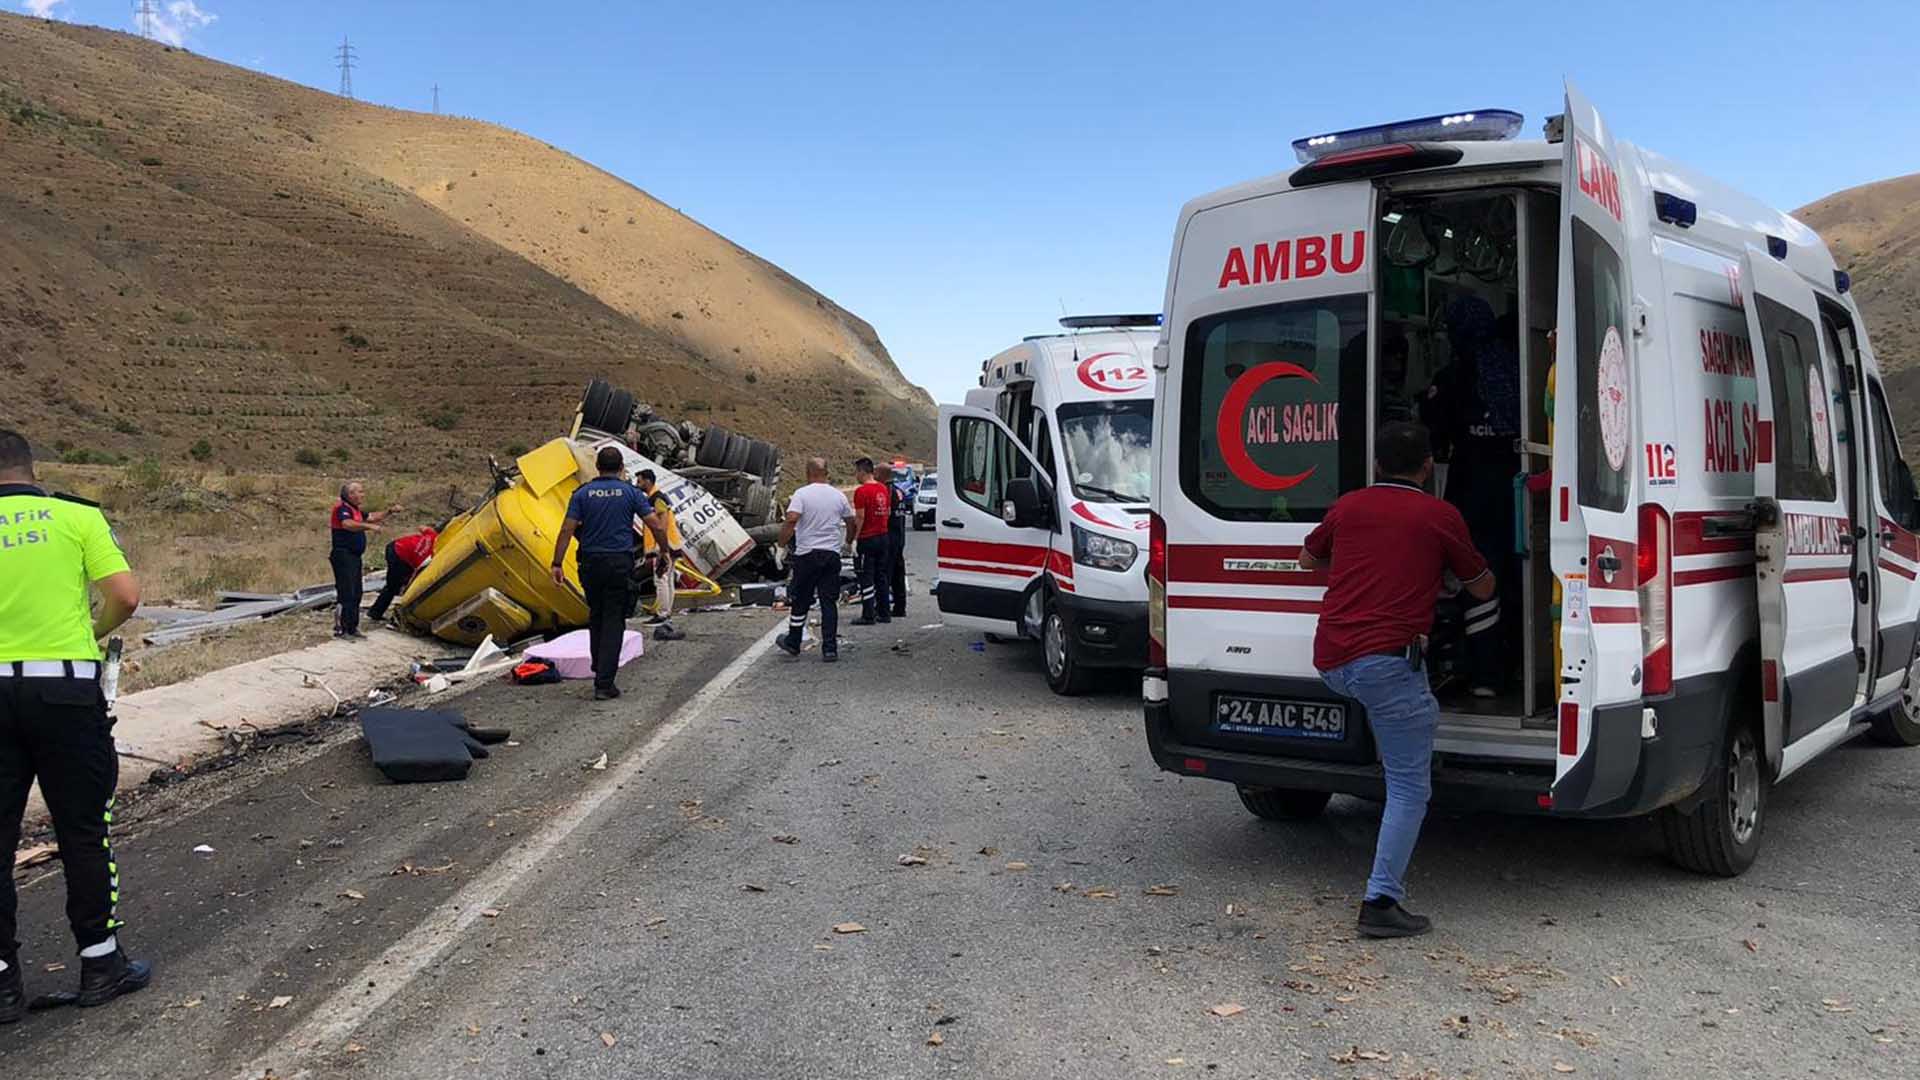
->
<box><xmin>0</xmin><ymin>13</ymin><xmax>930</xmax><ymax>474</ymax></box>
<box><xmin>1797</xmin><ymin>173</ymin><xmax>1920</xmax><ymax>439</ymax></box>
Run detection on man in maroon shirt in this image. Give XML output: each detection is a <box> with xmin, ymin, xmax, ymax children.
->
<box><xmin>1298</xmin><ymin>422</ymin><xmax>1494</xmax><ymax>939</ymax></box>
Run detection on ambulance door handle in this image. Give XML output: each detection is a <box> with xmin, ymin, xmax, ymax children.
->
<box><xmin>1883</xmin><ymin>530</ymin><xmax>1897</xmax><ymax>547</ymax></box>
<box><xmin>942</xmin><ymin>518</ymin><xmax>965</xmax><ymax>529</ymax></box>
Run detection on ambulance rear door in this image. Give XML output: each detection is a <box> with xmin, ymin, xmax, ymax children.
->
<box><xmin>935</xmin><ymin>404</ymin><xmax>1052</xmax><ymax>636</ymax></box>
<box><xmin>1550</xmin><ymin>83</ymin><xmax>1647</xmax><ymax>799</ymax></box>
<box><xmin>1742</xmin><ymin>250</ymin><xmax>1863</xmax><ymax>775</ymax></box>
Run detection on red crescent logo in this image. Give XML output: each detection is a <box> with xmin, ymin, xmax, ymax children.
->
<box><xmin>1075</xmin><ymin>351</ymin><xmax>1146</xmax><ymax>395</ymax></box>
<box><xmin>1215</xmin><ymin>362</ymin><xmax>1320</xmax><ymax>491</ymax></box>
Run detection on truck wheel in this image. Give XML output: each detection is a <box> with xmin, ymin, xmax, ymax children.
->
<box><xmin>695</xmin><ymin>425</ymin><xmax>732</xmax><ymax>468</ymax></box>
<box><xmin>1236</xmin><ymin>785</ymin><xmax>1333</xmax><ymax>820</ymax></box>
<box><xmin>1042</xmin><ymin>598</ymin><xmax>1091</xmax><ymax>696</ymax></box>
<box><xmin>742</xmin><ymin>482</ymin><xmax>773</xmax><ymax>526</ymax></box>
<box><xmin>1659</xmin><ymin>723</ymin><xmax>1767</xmax><ymax>877</ymax></box>
<box><xmin>579</xmin><ymin>380</ymin><xmax>633</xmax><ymax>435</ymax></box>
<box><xmin>744</xmin><ymin>440</ymin><xmax>776</xmax><ymax>482</ymax></box>
<box><xmin>722</xmin><ymin>431</ymin><xmax>752</xmax><ymax>471</ymax></box>
<box><xmin>1869</xmin><ymin>650</ymin><xmax>1920</xmax><ymax>746</ymax></box>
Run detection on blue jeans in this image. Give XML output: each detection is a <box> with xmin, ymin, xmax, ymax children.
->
<box><xmin>1319</xmin><ymin>653</ymin><xmax>1437</xmax><ymax>903</ymax></box>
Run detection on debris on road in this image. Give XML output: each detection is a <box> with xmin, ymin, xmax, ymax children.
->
<box><xmin>832</xmin><ymin>922</ymin><xmax>867</xmax><ymax>935</ymax></box>
<box><xmin>898</xmin><ymin>853</ymin><xmax>928</xmax><ymax>867</ymax></box>
<box><xmin>13</xmin><ymin>844</ymin><xmax>55</xmax><ymax>870</ymax></box>
<box><xmin>772</xmin><ymin>834</ymin><xmax>799</xmax><ymax>845</ymax></box>
<box><xmin>926</xmin><ymin>1030</ymin><xmax>944</xmax><ymax>1047</ymax></box>
<box><xmin>1331</xmin><ymin>1046</ymin><xmax>1390</xmax><ymax>1064</ymax></box>
<box><xmin>586</xmin><ymin>752</ymin><xmax>609</xmax><ymax>771</ymax></box>
<box><xmin>1144</xmin><ymin>884</ymin><xmax>1180</xmax><ymax>896</ymax></box>
<box><xmin>1207</xmin><ymin>1003</ymin><xmax>1246</xmax><ymax>1018</ymax></box>
<box><xmin>268</xmin><ymin>995</ymin><xmax>293</xmax><ymax>1010</ymax></box>
<box><xmin>740</xmin><ymin>883</ymin><xmax>768</xmax><ymax>893</ymax></box>
<box><xmin>338</xmin><ymin>889</ymin><xmax>366</xmax><ymax>901</ymax></box>
<box><xmin>192</xmin><ymin>844</ymin><xmax>215</xmax><ymax>854</ymax></box>
<box><xmin>599</xmin><ymin>1032</ymin><xmax>618</xmax><ymax>1049</ymax></box>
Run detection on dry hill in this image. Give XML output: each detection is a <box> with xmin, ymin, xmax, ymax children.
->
<box><xmin>0</xmin><ymin>13</ymin><xmax>930</xmax><ymax>476</ymax></box>
<box><xmin>1797</xmin><ymin>173</ymin><xmax>1920</xmax><ymax>439</ymax></box>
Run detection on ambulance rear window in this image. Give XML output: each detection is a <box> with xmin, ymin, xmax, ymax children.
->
<box><xmin>1179</xmin><ymin>295</ymin><xmax>1367</xmax><ymax>522</ymax></box>
<box><xmin>1571</xmin><ymin>218</ymin><xmax>1630</xmax><ymax>513</ymax></box>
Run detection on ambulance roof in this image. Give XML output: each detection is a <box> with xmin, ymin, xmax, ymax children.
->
<box><xmin>983</xmin><ymin>327</ymin><xmax>1159</xmax><ymax>406</ymax></box>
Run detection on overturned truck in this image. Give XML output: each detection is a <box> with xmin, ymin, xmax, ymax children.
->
<box><xmin>394</xmin><ymin>380</ymin><xmax>784</xmax><ymax>645</ymax></box>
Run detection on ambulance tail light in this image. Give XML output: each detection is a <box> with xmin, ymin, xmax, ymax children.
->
<box><xmin>1637</xmin><ymin>504</ymin><xmax>1673</xmax><ymax>696</ymax></box>
<box><xmin>1146</xmin><ymin>512</ymin><xmax>1168</xmax><ymax>667</ymax></box>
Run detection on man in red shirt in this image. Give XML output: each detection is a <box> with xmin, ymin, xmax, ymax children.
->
<box><xmin>850</xmin><ymin>457</ymin><xmax>893</xmax><ymax>625</ymax></box>
<box><xmin>366</xmin><ymin>526</ymin><xmax>438</xmax><ymax>622</ymax></box>
<box><xmin>1298</xmin><ymin>422</ymin><xmax>1494</xmax><ymax>939</ymax></box>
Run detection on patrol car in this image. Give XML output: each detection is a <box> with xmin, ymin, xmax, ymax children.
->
<box><xmin>935</xmin><ymin>315</ymin><xmax>1159</xmax><ymax>693</ymax></box>
<box><xmin>1142</xmin><ymin>84</ymin><xmax>1920</xmax><ymax>874</ymax></box>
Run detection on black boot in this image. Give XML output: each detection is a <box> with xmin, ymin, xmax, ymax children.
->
<box><xmin>1356</xmin><ymin>897</ymin><xmax>1432</xmax><ymax>939</ymax></box>
<box><xmin>76</xmin><ymin>946</ymin><xmax>152</xmax><ymax>1008</ymax></box>
<box><xmin>0</xmin><ymin>956</ymin><xmax>24</xmax><ymax>1024</ymax></box>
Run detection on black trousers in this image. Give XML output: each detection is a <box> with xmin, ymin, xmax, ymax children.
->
<box><xmin>365</xmin><ymin>541</ymin><xmax>414</xmax><ymax>621</ymax></box>
<box><xmin>330</xmin><ymin>547</ymin><xmax>364</xmax><ymax>634</ymax></box>
<box><xmin>0</xmin><ymin>675</ymin><xmax>121</xmax><ymax>957</ymax></box>
<box><xmin>786</xmin><ymin>549</ymin><xmax>842</xmax><ymax>652</ymax></box>
<box><xmin>887</xmin><ymin>526</ymin><xmax>907</xmax><ymax>616</ymax></box>
<box><xmin>578</xmin><ymin>551</ymin><xmax>635</xmax><ymax>690</ymax></box>
<box><xmin>856</xmin><ymin>534</ymin><xmax>892</xmax><ymax>620</ymax></box>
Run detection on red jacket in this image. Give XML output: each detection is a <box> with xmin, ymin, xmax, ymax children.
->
<box><xmin>392</xmin><ymin>528</ymin><xmax>437</xmax><ymax>569</ymax></box>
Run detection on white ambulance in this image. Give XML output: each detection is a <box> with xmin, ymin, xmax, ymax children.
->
<box><xmin>1143</xmin><ymin>85</ymin><xmax>1920</xmax><ymax>875</ymax></box>
<box><xmin>935</xmin><ymin>315</ymin><xmax>1160</xmax><ymax>693</ymax></box>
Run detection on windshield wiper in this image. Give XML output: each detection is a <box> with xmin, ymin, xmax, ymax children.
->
<box><xmin>1076</xmin><ymin>483</ymin><xmax>1148</xmax><ymax>504</ymax></box>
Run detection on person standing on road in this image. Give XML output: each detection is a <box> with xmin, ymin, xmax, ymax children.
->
<box><xmin>777</xmin><ymin>457</ymin><xmax>855</xmax><ymax>662</ymax></box>
<box><xmin>365</xmin><ymin>526</ymin><xmax>437</xmax><ymax>623</ymax></box>
<box><xmin>549</xmin><ymin>448</ymin><xmax>671</xmax><ymax>700</ymax></box>
<box><xmin>1296</xmin><ymin>422</ymin><xmax>1495</xmax><ymax>939</ymax></box>
<box><xmin>328</xmin><ymin>481</ymin><xmax>397</xmax><ymax>640</ymax></box>
<box><xmin>635</xmin><ymin>469</ymin><xmax>686</xmax><ymax>642</ymax></box>
<box><xmin>850</xmin><ymin>458</ymin><xmax>892</xmax><ymax>625</ymax></box>
<box><xmin>885</xmin><ymin>463</ymin><xmax>911</xmax><ymax>619</ymax></box>
<box><xmin>0</xmin><ymin>429</ymin><xmax>152</xmax><ymax>1020</ymax></box>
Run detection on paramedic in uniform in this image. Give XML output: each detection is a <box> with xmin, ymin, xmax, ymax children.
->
<box><xmin>635</xmin><ymin>469</ymin><xmax>686</xmax><ymax>642</ymax></box>
<box><xmin>777</xmin><ymin>457</ymin><xmax>856</xmax><ymax>662</ymax></box>
<box><xmin>1297</xmin><ymin>421</ymin><xmax>1494</xmax><ymax>939</ymax></box>
<box><xmin>850</xmin><ymin>458</ymin><xmax>893</xmax><ymax>625</ymax></box>
<box><xmin>0</xmin><ymin>430</ymin><xmax>152</xmax><ymax>1020</ymax></box>
<box><xmin>550</xmin><ymin>447</ymin><xmax>673</xmax><ymax>700</ymax></box>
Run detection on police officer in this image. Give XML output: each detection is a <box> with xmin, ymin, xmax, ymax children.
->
<box><xmin>328</xmin><ymin>481</ymin><xmax>398</xmax><ymax>640</ymax></box>
<box><xmin>885</xmin><ymin>464</ymin><xmax>911</xmax><ymax>620</ymax></box>
<box><xmin>550</xmin><ymin>447</ymin><xmax>672</xmax><ymax>700</ymax></box>
<box><xmin>0</xmin><ymin>430</ymin><xmax>152</xmax><ymax>1021</ymax></box>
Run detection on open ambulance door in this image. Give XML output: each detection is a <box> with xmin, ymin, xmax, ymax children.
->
<box><xmin>1741</xmin><ymin>250</ymin><xmax>1863</xmax><ymax>777</ymax></box>
<box><xmin>1548</xmin><ymin>83</ymin><xmax>1648</xmax><ymax>807</ymax></box>
<box><xmin>934</xmin><ymin>404</ymin><xmax>1052</xmax><ymax>636</ymax></box>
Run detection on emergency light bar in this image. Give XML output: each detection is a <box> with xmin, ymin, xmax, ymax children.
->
<box><xmin>1292</xmin><ymin>110</ymin><xmax>1524</xmax><ymax>164</ymax></box>
<box><xmin>1059</xmin><ymin>314</ymin><xmax>1163</xmax><ymax>330</ymax></box>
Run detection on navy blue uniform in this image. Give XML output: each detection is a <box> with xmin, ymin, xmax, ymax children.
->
<box><xmin>887</xmin><ymin>481</ymin><xmax>910</xmax><ymax>617</ymax></box>
<box><xmin>329</xmin><ymin>500</ymin><xmax>367</xmax><ymax>635</ymax></box>
<box><xmin>564</xmin><ymin>478</ymin><xmax>651</xmax><ymax>691</ymax></box>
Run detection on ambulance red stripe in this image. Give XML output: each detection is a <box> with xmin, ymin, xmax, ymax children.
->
<box><xmin>938</xmin><ymin>560</ymin><xmax>1035</xmax><ymax>578</ymax></box>
<box><xmin>1673</xmin><ymin>563</ymin><xmax>1757</xmax><ymax>587</ymax></box>
<box><xmin>1672</xmin><ymin>511</ymin><xmax>1756</xmax><ymax>557</ymax></box>
<box><xmin>1879</xmin><ymin>559</ymin><xmax>1918</xmax><ymax>582</ymax></box>
<box><xmin>1167</xmin><ymin>595</ymin><xmax>1321</xmax><ymax>614</ymax></box>
<box><xmin>1588</xmin><ymin>605</ymin><xmax>1639</xmax><ymax>624</ymax></box>
<box><xmin>936</xmin><ymin>538</ymin><xmax>1049</xmax><ymax>567</ymax></box>
<box><xmin>1781</xmin><ymin>566</ymin><xmax>1853</xmax><ymax>583</ymax></box>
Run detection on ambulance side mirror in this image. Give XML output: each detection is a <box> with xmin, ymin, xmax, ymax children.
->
<box><xmin>1003</xmin><ymin>478</ymin><xmax>1050</xmax><ymax>530</ymax></box>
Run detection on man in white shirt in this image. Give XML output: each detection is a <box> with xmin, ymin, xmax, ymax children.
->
<box><xmin>776</xmin><ymin>457</ymin><xmax>856</xmax><ymax>662</ymax></box>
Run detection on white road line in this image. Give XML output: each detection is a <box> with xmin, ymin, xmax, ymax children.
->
<box><xmin>235</xmin><ymin>620</ymin><xmax>787</xmax><ymax>1080</ymax></box>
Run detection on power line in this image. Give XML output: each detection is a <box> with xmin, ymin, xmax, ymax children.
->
<box><xmin>134</xmin><ymin>0</ymin><xmax>157</xmax><ymax>40</ymax></box>
<box><xmin>335</xmin><ymin>36</ymin><xmax>357</xmax><ymax>100</ymax></box>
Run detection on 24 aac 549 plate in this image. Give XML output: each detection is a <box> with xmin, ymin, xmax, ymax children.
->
<box><xmin>1213</xmin><ymin>694</ymin><xmax>1346</xmax><ymax>741</ymax></box>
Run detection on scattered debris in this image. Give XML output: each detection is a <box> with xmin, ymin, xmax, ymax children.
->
<box><xmin>740</xmin><ymin>883</ymin><xmax>768</xmax><ymax>893</ymax></box>
<box><xmin>832</xmin><ymin>922</ymin><xmax>867</xmax><ymax>935</ymax></box>
<box><xmin>1208</xmin><ymin>1003</ymin><xmax>1246</xmax><ymax>1018</ymax></box>
<box><xmin>1822</xmin><ymin>997</ymin><xmax>1855</xmax><ymax>1013</ymax></box>
<box><xmin>1004</xmin><ymin>861</ymin><xmax>1030</xmax><ymax>872</ymax></box>
<box><xmin>1144</xmin><ymin>884</ymin><xmax>1180</xmax><ymax>897</ymax></box>
<box><xmin>587</xmin><ymin>752</ymin><xmax>609</xmax><ymax>771</ymax></box>
<box><xmin>772</xmin><ymin>834</ymin><xmax>800</xmax><ymax>845</ymax></box>
<box><xmin>898</xmin><ymin>854</ymin><xmax>928</xmax><ymax>867</ymax></box>
<box><xmin>345</xmin><ymin>1042</ymin><xmax>367</xmax><ymax>1054</ymax></box>
<box><xmin>390</xmin><ymin>861</ymin><xmax>456</xmax><ymax>876</ymax></box>
<box><xmin>600</xmin><ymin>1032</ymin><xmax>618</xmax><ymax>1049</ymax></box>
<box><xmin>480</xmin><ymin>908</ymin><xmax>502</xmax><ymax>919</ymax></box>
<box><xmin>268</xmin><ymin>995</ymin><xmax>293</xmax><ymax>1010</ymax></box>
<box><xmin>926</xmin><ymin>1030</ymin><xmax>944</xmax><ymax>1047</ymax></box>
<box><xmin>1742</xmin><ymin>938</ymin><xmax>1759</xmax><ymax>953</ymax></box>
<box><xmin>1552</xmin><ymin>1064</ymin><xmax>1576</xmax><ymax>1074</ymax></box>
<box><xmin>1330</xmin><ymin>1047</ymin><xmax>1390</xmax><ymax>1064</ymax></box>
<box><xmin>338</xmin><ymin>889</ymin><xmax>365</xmax><ymax>901</ymax></box>
<box><xmin>13</xmin><ymin>844</ymin><xmax>56</xmax><ymax>871</ymax></box>
<box><xmin>42</xmin><ymin>962</ymin><xmax>65</xmax><ymax>974</ymax></box>
<box><xmin>192</xmin><ymin>844</ymin><xmax>215</xmax><ymax>854</ymax></box>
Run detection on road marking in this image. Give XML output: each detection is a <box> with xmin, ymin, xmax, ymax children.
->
<box><xmin>235</xmin><ymin>620</ymin><xmax>787</xmax><ymax>1080</ymax></box>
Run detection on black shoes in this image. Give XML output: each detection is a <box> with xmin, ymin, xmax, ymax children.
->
<box><xmin>776</xmin><ymin>635</ymin><xmax>801</xmax><ymax>658</ymax></box>
<box><xmin>1357</xmin><ymin>897</ymin><xmax>1432</xmax><ymax>939</ymax></box>
<box><xmin>1</xmin><ymin>958</ymin><xmax>23</xmax><ymax>1024</ymax></box>
<box><xmin>593</xmin><ymin>686</ymin><xmax>622</xmax><ymax>701</ymax></box>
<box><xmin>652</xmin><ymin>622</ymin><xmax>685</xmax><ymax>642</ymax></box>
<box><xmin>822</xmin><ymin>646</ymin><xmax>839</xmax><ymax>663</ymax></box>
<box><xmin>77</xmin><ymin>947</ymin><xmax>152</xmax><ymax>1008</ymax></box>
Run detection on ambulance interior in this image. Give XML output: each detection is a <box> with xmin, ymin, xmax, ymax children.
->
<box><xmin>1372</xmin><ymin>186</ymin><xmax>1560</xmax><ymax>727</ymax></box>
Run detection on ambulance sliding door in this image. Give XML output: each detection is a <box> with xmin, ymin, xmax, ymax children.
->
<box><xmin>1742</xmin><ymin>250</ymin><xmax>1862</xmax><ymax>776</ymax></box>
<box><xmin>1550</xmin><ymin>83</ymin><xmax>1646</xmax><ymax>795</ymax></box>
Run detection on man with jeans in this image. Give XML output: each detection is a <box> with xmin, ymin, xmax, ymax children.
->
<box><xmin>550</xmin><ymin>447</ymin><xmax>672</xmax><ymax>700</ymax></box>
<box><xmin>776</xmin><ymin>457</ymin><xmax>855</xmax><ymax>662</ymax></box>
<box><xmin>1297</xmin><ymin>422</ymin><xmax>1493</xmax><ymax>939</ymax></box>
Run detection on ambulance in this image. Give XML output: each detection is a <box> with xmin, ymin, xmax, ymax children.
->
<box><xmin>1142</xmin><ymin>84</ymin><xmax>1920</xmax><ymax>875</ymax></box>
<box><xmin>935</xmin><ymin>315</ymin><xmax>1160</xmax><ymax>693</ymax></box>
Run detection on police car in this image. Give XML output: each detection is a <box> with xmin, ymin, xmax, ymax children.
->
<box><xmin>913</xmin><ymin>472</ymin><xmax>939</xmax><ymax>530</ymax></box>
<box><xmin>1141</xmin><ymin>85</ymin><xmax>1920</xmax><ymax>874</ymax></box>
<box><xmin>935</xmin><ymin>315</ymin><xmax>1159</xmax><ymax>694</ymax></box>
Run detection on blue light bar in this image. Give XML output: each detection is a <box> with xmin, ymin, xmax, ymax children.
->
<box><xmin>1292</xmin><ymin>110</ymin><xmax>1525</xmax><ymax>164</ymax></box>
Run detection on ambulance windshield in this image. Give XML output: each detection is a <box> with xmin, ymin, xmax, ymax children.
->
<box><xmin>1057</xmin><ymin>400</ymin><xmax>1152</xmax><ymax>504</ymax></box>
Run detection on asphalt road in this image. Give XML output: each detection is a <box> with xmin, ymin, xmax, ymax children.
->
<box><xmin>6</xmin><ymin>530</ymin><xmax>1918</xmax><ymax>1079</ymax></box>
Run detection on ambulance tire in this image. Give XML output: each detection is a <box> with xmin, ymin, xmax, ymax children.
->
<box><xmin>1659</xmin><ymin>722</ymin><xmax>1767</xmax><ymax>877</ymax></box>
<box><xmin>1235</xmin><ymin>785</ymin><xmax>1333</xmax><ymax>821</ymax></box>
<box><xmin>1868</xmin><ymin>652</ymin><xmax>1920</xmax><ymax>746</ymax></box>
<box><xmin>1041</xmin><ymin>597</ymin><xmax>1091</xmax><ymax>696</ymax></box>
<box><xmin>696</xmin><ymin>425</ymin><xmax>733</xmax><ymax>468</ymax></box>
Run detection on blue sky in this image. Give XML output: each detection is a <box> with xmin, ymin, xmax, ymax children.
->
<box><xmin>19</xmin><ymin>1</ymin><xmax>1920</xmax><ymax>403</ymax></box>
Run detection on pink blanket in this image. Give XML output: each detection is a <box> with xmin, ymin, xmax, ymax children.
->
<box><xmin>524</xmin><ymin>629</ymin><xmax>643</xmax><ymax>679</ymax></box>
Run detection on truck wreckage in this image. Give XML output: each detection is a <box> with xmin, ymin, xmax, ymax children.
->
<box><xmin>394</xmin><ymin>380</ymin><xmax>786</xmax><ymax>645</ymax></box>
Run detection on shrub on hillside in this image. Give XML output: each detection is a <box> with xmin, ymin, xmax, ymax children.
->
<box><xmin>423</xmin><ymin>405</ymin><xmax>464</xmax><ymax>431</ymax></box>
<box><xmin>293</xmin><ymin>448</ymin><xmax>323</xmax><ymax>467</ymax></box>
<box><xmin>189</xmin><ymin>439</ymin><xmax>213</xmax><ymax>461</ymax></box>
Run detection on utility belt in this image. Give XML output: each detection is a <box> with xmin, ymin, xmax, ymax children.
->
<box><xmin>5</xmin><ymin>660</ymin><xmax>100</xmax><ymax>680</ymax></box>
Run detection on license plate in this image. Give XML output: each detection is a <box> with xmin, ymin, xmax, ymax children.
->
<box><xmin>1213</xmin><ymin>695</ymin><xmax>1346</xmax><ymax>740</ymax></box>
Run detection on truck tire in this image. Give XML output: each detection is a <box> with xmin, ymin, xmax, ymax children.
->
<box><xmin>1658</xmin><ymin>722</ymin><xmax>1767</xmax><ymax>876</ymax></box>
<box><xmin>1870</xmin><ymin>649</ymin><xmax>1920</xmax><ymax>746</ymax></box>
<box><xmin>742</xmin><ymin>481</ymin><xmax>773</xmax><ymax>526</ymax></box>
<box><xmin>744</xmin><ymin>440</ymin><xmax>777</xmax><ymax>482</ymax></box>
<box><xmin>579</xmin><ymin>379</ymin><xmax>634</xmax><ymax>435</ymax></box>
<box><xmin>722</xmin><ymin>431</ymin><xmax>752</xmax><ymax>471</ymax></box>
<box><xmin>695</xmin><ymin>425</ymin><xmax>732</xmax><ymax>468</ymax></box>
<box><xmin>1042</xmin><ymin>596</ymin><xmax>1091</xmax><ymax>696</ymax></box>
<box><xmin>1236</xmin><ymin>785</ymin><xmax>1333</xmax><ymax>820</ymax></box>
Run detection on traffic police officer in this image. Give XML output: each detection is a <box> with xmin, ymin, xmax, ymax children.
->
<box><xmin>550</xmin><ymin>447</ymin><xmax>672</xmax><ymax>700</ymax></box>
<box><xmin>0</xmin><ymin>429</ymin><xmax>152</xmax><ymax>1022</ymax></box>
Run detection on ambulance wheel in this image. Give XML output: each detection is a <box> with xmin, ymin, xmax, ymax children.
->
<box><xmin>1659</xmin><ymin>723</ymin><xmax>1767</xmax><ymax>877</ymax></box>
<box><xmin>1041</xmin><ymin>599</ymin><xmax>1090</xmax><ymax>696</ymax></box>
<box><xmin>1236</xmin><ymin>785</ymin><xmax>1332</xmax><ymax>821</ymax></box>
<box><xmin>1869</xmin><ymin>651</ymin><xmax>1920</xmax><ymax>746</ymax></box>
